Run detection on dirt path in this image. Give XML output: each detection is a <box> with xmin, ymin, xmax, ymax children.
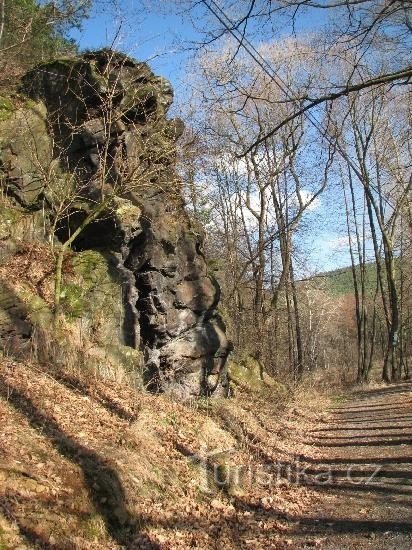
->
<box><xmin>290</xmin><ymin>382</ymin><xmax>412</xmax><ymax>549</ymax></box>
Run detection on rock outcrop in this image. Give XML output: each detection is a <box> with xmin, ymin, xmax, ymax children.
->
<box><xmin>0</xmin><ymin>49</ymin><xmax>232</xmax><ymax>399</ymax></box>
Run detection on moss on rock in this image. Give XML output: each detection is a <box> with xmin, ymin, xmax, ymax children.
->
<box><xmin>0</xmin><ymin>100</ymin><xmax>52</xmax><ymax>207</ymax></box>
<box><xmin>70</xmin><ymin>250</ymin><xmax>123</xmax><ymax>333</ymax></box>
<box><xmin>0</xmin><ymin>96</ymin><xmax>14</xmax><ymax>122</ymax></box>
<box><xmin>0</xmin><ymin>200</ymin><xmax>46</xmax><ymax>244</ymax></box>
<box><xmin>228</xmin><ymin>354</ymin><xmax>280</xmax><ymax>392</ymax></box>
<box><xmin>0</xmin><ymin>204</ymin><xmax>21</xmax><ymax>240</ymax></box>
<box><xmin>60</xmin><ymin>283</ymin><xmax>85</xmax><ymax>320</ymax></box>
<box><xmin>17</xmin><ymin>288</ymin><xmax>52</xmax><ymax>328</ymax></box>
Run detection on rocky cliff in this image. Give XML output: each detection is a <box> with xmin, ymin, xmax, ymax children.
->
<box><xmin>0</xmin><ymin>49</ymin><xmax>231</xmax><ymax>399</ymax></box>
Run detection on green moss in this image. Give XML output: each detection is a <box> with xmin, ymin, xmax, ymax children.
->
<box><xmin>88</xmin><ymin>61</ymin><xmax>109</xmax><ymax>91</ymax></box>
<box><xmin>60</xmin><ymin>283</ymin><xmax>85</xmax><ymax>319</ymax></box>
<box><xmin>122</xmin><ymin>83</ymin><xmax>156</xmax><ymax>112</ymax></box>
<box><xmin>0</xmin><ymin>100</ymin><xmax>52</xmax><ymax>207</ymax></box>
<box><xmin>229</xmin><ymin>357</ymin><xmax>263</xmax><ymax>390</ymax></box>
<box><xmin>18</xmin><ymin>288</ymin><xmax>52</xmax><ymax>326</ymax></box>
<box><xmin>72</xmin><ymin>250</ymin><xmax>113</xmax><ymax>291</ymax></box>
<box><xmin>53</xmin><ymin>58</ymin><xmax>77</xmax><ymax>68</ymax></box>
<box><xmin>0</xmin><ymin>526</ymin><xmax>6</xmax><ymax>550</ymax></box>
<box><xmin>113</xmin><ymin>197</ymin><xmax>141</xmax><ymax>228</ymax></box>
<box><xmin>81</xmin><ymin>514</ymin><xmax>105</xmax><ymax>540</ymax></box>
<box><xmin>61</xmin><ymin>251</ymin><xmax>119</xmax><ymax>320</ymax></box>
<box><xmin>229</xmin><ymin>354</ymin><xmax>279</xmax><ymax>392</ymax></box>
<box><xmin>330</xmin><ymin>394</ymin><xmax>348</xmax><ymax>404</ymax></box>
<box><xmin>0</xmin><ymin>205</ymin><xmax>20</xmax><ymax>236</ymax></box>
<box><xmin>0</xmin><ymin>281</ymin><xmax>51</xmax><ymax>331</ymax></box>
<box><xmin>207</xmin><ymin>258</ymin><xmax>223</xmax><ymax>272</ymax></box>
<box><xmin>34</xmin><ymin>58</ymin><xmax>77</xmax><ymax>72</ymax></box>
<box><xmin>0</xmin><ymin>96</ymin><xmax>14</xmax><ymax>121</ymax></box>
<box><xmin>104</xmin><ymin>344</ymin><xmax>143</xmax><ymax>375</ymax></box>
<box><xmin>24</xmin><ymin>98</ymin><xmax>39</xmax><ymax>110</ymax></box>
<box><xmin>69</xmin><ymin>250</ymin><xmax>124</xmax><ymax>343</ymax></box>
<box><xmin>0</xmin><ymin>201</ymin><xmax>46</xmax><ymax>242</ymax></box>
<box><xmin>162</xmin><ymin>412</ymin><xmax>179</xmax><ymax>427</ymax></box>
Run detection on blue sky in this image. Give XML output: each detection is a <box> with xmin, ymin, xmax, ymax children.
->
<box><xmin>69</xmin><ymin>1</ymin><xmax>351</xmax><ymax>273</ymax></box>
<box><xmin>69</xmin><ymin>1</ymin><xmax>201</xmax><ymax>95</ymax></box>
<box><xmin>70</xmin><ymin>1</ymin><xmax>328</xmax><ymax>96</ymax></box>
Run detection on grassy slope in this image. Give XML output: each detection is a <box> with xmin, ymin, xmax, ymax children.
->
<box><xmin>0</xmin><ymin>356</ymin><xmax>329</xmax><ymax>549</ymax></box>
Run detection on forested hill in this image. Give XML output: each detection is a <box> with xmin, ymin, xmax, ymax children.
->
<box><xmin>313</xmin><ymin>263</ymin><xmax>379</xmax><ymax>296</ymax></box>
<box><xmin>312</xmin><ymin>259</ymin><xmax>403</xmax><ymax>297</ymax></box>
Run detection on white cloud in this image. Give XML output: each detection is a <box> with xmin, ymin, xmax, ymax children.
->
<box><xmin>214</xmin><ymin>153</ymin><xmax>249</xmax><ymax>178</ymax></box>
<box><xmin>290</xmin><ymin>189</ymin><xmax>321</xmax><ymax>212</ymax></box>
<box><xmin>323</xmin><ymin>234</ymin><xmax>353</xmax><ymax>250</ymax></box>
<box><xmin>300</xmin><ymin>189</ymin><xmax>321</xmax><ymax>211</ymax></box>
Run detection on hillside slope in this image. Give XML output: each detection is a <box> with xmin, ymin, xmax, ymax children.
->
<box><xmin>0</xmin><ymin>357</ymin><xmax>320</xmax><ymax>549</ymax></box>
<box><xmin>314</xmin><ymin>259</ymin><xmax>403</xmax><ymax>297</ymax></box>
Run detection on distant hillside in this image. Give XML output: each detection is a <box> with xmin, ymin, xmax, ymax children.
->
<box><xmin>314</xmin><ymin>262</ymin><xmax>379</xmax><ymax>296</ymax></box>
<box><xmin>313</xmin><ymin>258</ymin><xmax>404</xmax><ymax>296</ymax></box>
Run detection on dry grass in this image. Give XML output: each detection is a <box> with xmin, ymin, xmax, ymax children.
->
<box><xmin>0</xmin><ymin>355</ymin><xmax>328</xmax><ymax>549</ymax></box>
<box><xmin>0</xmin><ymin>242</ymin><xmax>141</xmax><ymax>387</ymax></box>
<box><xmin>0</xmin><ymin>241</ymin><xmax>56</xmax><ymax>305</ymax></box>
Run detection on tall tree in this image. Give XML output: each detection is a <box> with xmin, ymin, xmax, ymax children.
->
<box><xmin>182</xmin><ymin>40</ymin><xmax>335</xmax><ymax>378</ymax></box>
<box><xmin>330</xmin><ymin>81</ymin><xmax>411</xmax><ymax>381</ymax></box>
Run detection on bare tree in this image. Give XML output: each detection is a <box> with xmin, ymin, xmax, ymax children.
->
<box><xmin>329</xmin><ymin>79</ymin><xmax>411</xmax><ymax>381</ymax></box>
<box><xmin>182</xmin><ymin>41</ymin><xmax>336</xmax><ymax>378</ymax></box>
<box><xmin>169</xmin><ymin>0</ymin><xmax>411</xmax><ymax>155</ymax></box>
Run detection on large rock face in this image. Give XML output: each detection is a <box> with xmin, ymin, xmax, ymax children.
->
<box><xmin>0</xmin><ymin>50</ymin><xmax>231</xmax><ymax>399</ymax></box>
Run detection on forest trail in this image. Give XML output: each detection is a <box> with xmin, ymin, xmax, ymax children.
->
<box><xmin>288</xmin><ymin>382</ymin><xmax>412</xmax><ymax>549</ymax></box>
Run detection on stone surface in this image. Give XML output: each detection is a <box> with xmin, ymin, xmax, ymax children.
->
<box><xmin>0</xmin><ymin>49</ymin><xmax>232</xmax><ymax>399</ymax></box>
<box><xmin>0</xmin><ymin>100</ymin><xmax>52</xmax><ymax>207</ymax></box>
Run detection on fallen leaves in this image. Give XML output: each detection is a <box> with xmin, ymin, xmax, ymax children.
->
<box><xmin>0</xmin><ymin>356</ymin><xmax>332</xmax><ymax>549</ymax></box>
